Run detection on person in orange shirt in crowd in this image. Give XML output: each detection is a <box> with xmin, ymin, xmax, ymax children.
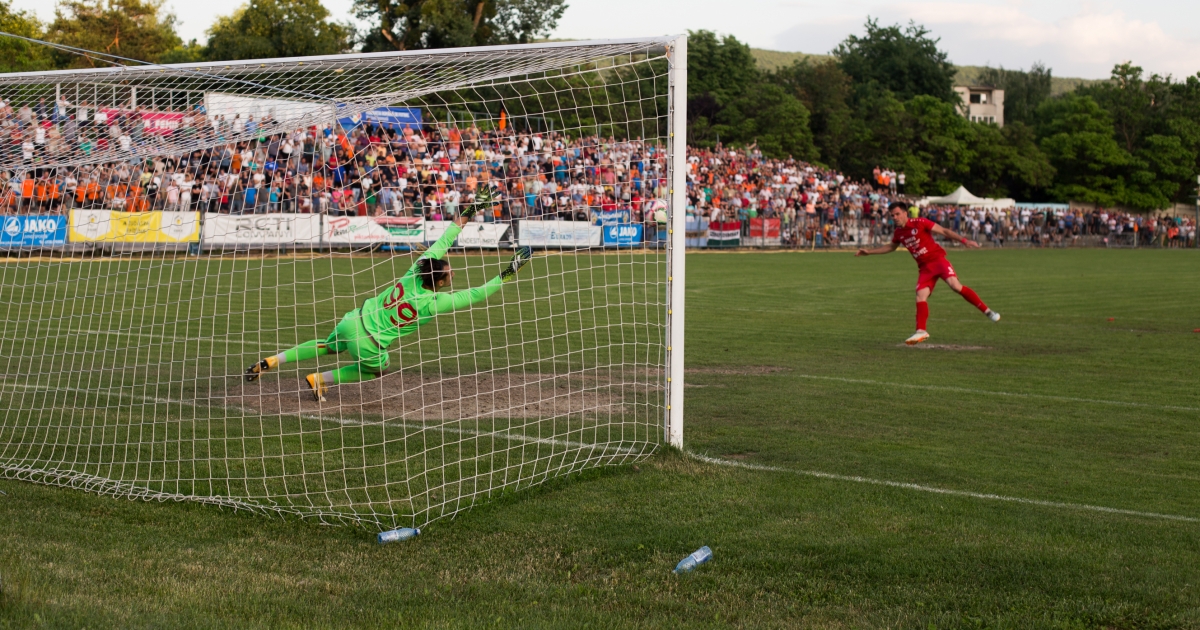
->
<box><xmin>20</xmin><ymin>175</ymin><xmax>34</xmax><ymax>211</ymax></box>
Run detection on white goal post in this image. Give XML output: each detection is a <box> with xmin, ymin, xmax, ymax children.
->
<box><xmin>0</xmin><ymin>36</ymin><xmax>686</xmax><ymax>530</ymax></box>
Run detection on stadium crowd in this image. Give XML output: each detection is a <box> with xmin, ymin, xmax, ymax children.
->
<box><xmin>0</xmin><ymin>96</ymin><xmax>1195</xmax><ymax>248</ymax></box>
<box><xmin>686</xmin><ymin>146</ymin><xmax>1198</xmax><ymax>248</ymax></box>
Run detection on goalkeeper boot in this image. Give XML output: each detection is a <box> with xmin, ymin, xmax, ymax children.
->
<box><xmin>305</xmin><ymin>372</ymin><xmax>328</xmax><ymax>402</ymax></box>
<box><xmin>500</xmin><ymin>246</ymin><xmax>533</xmax><ymax>282</ymax></box>
<box><xmin>986</xmin><ymin>309</ymin><xmax>1001</xmax><ymax>322</ymax></box>
<box><xmin>905</xmin><ymin>330</ymin><xmax>930</xmax><ymax>345</ymax></box>
<box><xmin>245</xmin><ymin>356</ymin><xmax>279</xmax><ymax>382</ymax></box>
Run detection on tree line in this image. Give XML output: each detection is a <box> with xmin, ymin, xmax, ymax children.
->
<box><xmin>689</xmin><ymin>22</ymin><xmax>1200</xmax><ymax>209</ymax></box>
<box><xmin>0</xmin><ymin>0</ymin><xmax>565</xmax><ymax>68</ymax></box>
<box><xmin>0</xmin><ymin>0</ymin><xmax>1194</xmax><ymax>208</ymax></box>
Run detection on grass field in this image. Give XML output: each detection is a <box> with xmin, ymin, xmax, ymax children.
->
<box><xmin>3</xmin><ymin>247</ymin><xmax>1199</xmax><ymax>628</ymax></box>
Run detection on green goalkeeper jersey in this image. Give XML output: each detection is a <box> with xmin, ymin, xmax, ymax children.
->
<box><xmin>358</xmin><ymin>223</ymin><xmax>503</xmax><ymax>347</ymax></box>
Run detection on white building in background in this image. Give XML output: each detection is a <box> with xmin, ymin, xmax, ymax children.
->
<box><xmin>954</xmin><ymin>86</ymin><xmax>1005</xmax><ymax>127</ymax></box>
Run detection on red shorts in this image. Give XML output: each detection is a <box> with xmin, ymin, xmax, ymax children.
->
<box><xmin>916</xmin><ymin>258</ymin><xmax>956</xmax><ymax>292</ymax></box>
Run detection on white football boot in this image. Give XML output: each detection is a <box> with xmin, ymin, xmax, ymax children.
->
<box><xmin>905</xmin><ymin>330</ymin><xmax>930</xmax><ymax>345</ymax></box>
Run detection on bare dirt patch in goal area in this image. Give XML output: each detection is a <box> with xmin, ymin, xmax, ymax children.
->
<box><xmin>686</xmin><ymin>366</ymin><xmax>791</xmax><ymax>376</ymax></box>
<box><xmin>226</xmin><ymin>370</ymin><xmax>655</xmax><ymax>421</ymax></box>
<box><xmin>897</xmin><ymin>344</ymin><xmax>991</xmax><ymax>351</ymax></box>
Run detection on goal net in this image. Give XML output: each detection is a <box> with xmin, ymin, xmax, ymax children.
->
<box><xmin>0</xmin><ymin>37</ymin><xmax>686</xmax><ymax>531</ymax></box>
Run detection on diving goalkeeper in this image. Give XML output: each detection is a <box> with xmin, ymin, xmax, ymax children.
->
<box><xmin>245</xmin><ymin>189</ymin><xmax>531</xmax><ymax>401</ymax></box>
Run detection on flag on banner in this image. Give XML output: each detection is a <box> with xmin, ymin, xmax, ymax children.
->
<box><xmin>707</xmin><ymin>221</ymin><xmax>741</xmax><ymax>248</ymax></box>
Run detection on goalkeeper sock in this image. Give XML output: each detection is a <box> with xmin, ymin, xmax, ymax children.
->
<box><xmin>916</xmin><ymin>301</ymin><xmax>929</xmax><ymax>331</ymax></box>
<box><xmin>277</xmin><ymin>340</ymin><xmax>329</xmax><ymax>364</ymax></box>
<box><xmin>322</xmin><ymin>363</ymin><xmax>377</xmax><ymax>385</ymax></box>
<box><xmin>959</xmin><ymin>287</ymin><xmax>988</xmax><ymax>313</ymax></box>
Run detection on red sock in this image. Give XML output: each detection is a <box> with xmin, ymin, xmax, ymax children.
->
<box><xmin>959</xmin><ymin>286</ymin><xmax>988</xmax><ymax>313</ymax></box>
<box><xmin>916</xmin><ymin>301</ymin><xmax>929</xmax><ymax>331</ymax></box>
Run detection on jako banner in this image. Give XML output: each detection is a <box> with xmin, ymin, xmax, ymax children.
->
<box><xmin>339</xmin><ymin>107</ymin><xmax>422</xmax><ymax>131</ymax></box>
<box><xmin>1</xmin><ymin>215</ymin><xmax>67</xmax><ymax>246</ymax></box>
<box><xmin>602</xmin><ymin>224</ymin><xmax>643</xmax><ymax>246</ymax></box>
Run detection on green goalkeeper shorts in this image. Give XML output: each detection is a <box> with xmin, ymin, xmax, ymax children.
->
<box><xmin>324</xmin><ymin>310</ymin><xmax>391</xmax><ymax>372</ymax></box>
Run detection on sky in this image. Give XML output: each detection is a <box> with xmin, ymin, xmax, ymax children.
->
<box><xmin>11</xmin><ymin>0</ymin><xmax>1200</xmax><ymax>79</ymax></box>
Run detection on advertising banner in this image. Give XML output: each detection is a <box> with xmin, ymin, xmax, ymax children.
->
<box><xmin>339</xmin><ymin>107</ymin><xmax>422</xmax><ymax>131</ymax></box>
<box><xmin>69</xmin><ymin>210</ymin><xmax>200</xmax><ymax>243</ymax></box>
<box><xmin>325</xmin><ymin>216</ymin><xmax>425</xmax><ymax>244</ymax></box>
<box><xmin>595</xmin><ymin>210</ymin><xmax>631</xmax><ymax>226</ymax></box>
<box><xmin>685</xmin><ymin>216</ymin><xmax>709</xmax><ymax>248</ymax></box>
<box><xmin>707</xmin><ymin>221</ymin><xmax>742</xmax><ymax>248</ymax></box>
<box><xmin>205</xmin><ymin>93</ymin><xmax>333</xmax><ymax>126</ymax></box>
<box><xmin>518</xmin><ymin>220</ymin><xmax>602</xmax><ymax>248</ymax></box>
<box><xmin>602</xmin><ymin>224</ymin><xmax>643</xmax><ymax>246</ymax></box>
<box><xmin>746</xmin><ymin>218</ymin><xmax>781</xmax><ymax>246</ymax></box>
<box><xmin>425</xmin><ymin>221</ymin><xmax>510</xmax><ymax>248</ymax></box>
<box><xmin>203</xmin><ymin>214</ymin><xmax>322</xmax><ymax>245</ymax></box>
<box><xmin>1</xmin><ymin>215</ymin><xmax>67</xmax><ymax>246</ymax></box>
<box><xmin>100</xmin><ymin>109</ymin><xmax>186</xmax><ymax>136</ymax></box>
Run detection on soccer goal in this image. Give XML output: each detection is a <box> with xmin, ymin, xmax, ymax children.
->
<box><xmin>0</xmin><ymin>36</ymin><xmax>686</xmax><ymax>531</ymax></box>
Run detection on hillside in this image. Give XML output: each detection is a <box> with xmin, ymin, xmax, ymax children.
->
<box><xmin>749</xmin><ymin>48</ymin><xmax>1100</xmax><ymax>96</ymax></box>
<box><xmin>749</xmin><ymin>48</ymin><xmax>831</xmax><ymax>71</ymax></box>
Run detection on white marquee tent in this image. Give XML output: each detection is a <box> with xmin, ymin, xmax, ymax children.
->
<box><xmin>919</xmin><ymin>186</ymin><xmax>1015</xmax><ymax>209</ymax></box>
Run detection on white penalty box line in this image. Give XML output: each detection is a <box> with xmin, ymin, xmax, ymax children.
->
<box><xmin>790</xmin><ymin>373</ymin><xmax>1200</xmax><ymax>414</ymax></box>
<box><xmin>686</xmin><ymin>452</ymin><xmax>1200</xmax><ymax>524</ymax></box>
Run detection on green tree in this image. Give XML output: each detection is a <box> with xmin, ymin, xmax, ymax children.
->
<box><xmin>772</xmin><ymin>59</ymin><xmax>853</xmax><ymax>165</ymax></box>
<box><xmin>903</xmin><ymin>95</ymin><xmax>975</xmax><ymax>194</ymax></box>
<box><xmin>687</xmin><ymin>30</ymin><xmax>758</xmax><ymax>103</ymax></box>
<box><xmin>205</xmin><ymin>0</ymin><xmax>354</xmax><ymax>61</ymax></box>
<box><xmin>837</xmin><ymin>82</ymin><xmax>914</xmax><ymax>185</ymax></box>
<box><xmin>1072</xmin><ymin>63</ymin><xmax>1199</xmax><ymax>207</ymax></box>
<box><xmin>46</xmin><ymin>0</ymin><xmax>182</xmax><ymax>67</ymax></box>
<box><xmin>686</xmin><ymin>31</ymin><xmax>815</xmax><ymax>159</ymax></box>
<box><xmin>0</xmin><ymin>0</ymin><xmax>53</xmax><ymax>72</ymax></box>
<box><xmin>976</xmin><ymin>63</ymin><xmax>1052</xmax><ymax>126</ymax></box>
<box><xmin>686</xmin><ymin>30</ymin><xmax>759</xmax><ymax>147</ymax></box>
<box><xmin>1081</xmin><ymin>63</ymin><xmax>1159</xmax><ymax>153</ymax></box>
<box><xmin>354</xmin><ymin>0</ymin><xmax>566</xmax><ymax>52</ymax></box>
<box><xmin>159</xmin><ymin>39</ymin><xmax>206</xmax><ymax>64</ymax></box>
<box><xmin>961</xmin><ymin>122</ymin><xmax>1055</xmax><ymax>200</ymax></box>
<box><xmin>1035</xmin><ymin>94</ymin><xmax>1133</xmax><ymax>206</ymax></box>
<box><xmin>834</xmin><ymin>18</ymin><xmax>956</xmax><ymax>102</ymax></box>
<box><xmin>715</xmin><ymin>82</ymin><xmax>816</xmax><ymax>159</ymax></box>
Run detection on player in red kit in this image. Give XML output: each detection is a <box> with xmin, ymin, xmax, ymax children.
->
<box><xmin>856</xmin><ymin>202</ymin><xmax>1000</xmax><ymax>345</ymax></box>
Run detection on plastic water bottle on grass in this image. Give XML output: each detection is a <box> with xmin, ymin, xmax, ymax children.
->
<box><xmin>673</xmin><ymin>546</ymin><xmax>712</xmax><ymax>573</ymax></box>
<box><xmin>377</xmin><ymin>527</ymin><xmax>420</xmax><ymax>544</ymax></box>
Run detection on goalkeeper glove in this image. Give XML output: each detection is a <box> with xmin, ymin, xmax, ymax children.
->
<box><xmin>460</xmin><ymin>186</ymin><xmax>497</xmax><ymax>221</ymax></box>
<box><xmin>500</xmin><ymin>246</ymin><xmax>533</xmax><ymax>282</ymax></box>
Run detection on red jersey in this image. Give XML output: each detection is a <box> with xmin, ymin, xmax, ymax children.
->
<box><xmin>892</xmin><ymin>217</ymin><xmax>946</xmax><ymax>266</ymax></box>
